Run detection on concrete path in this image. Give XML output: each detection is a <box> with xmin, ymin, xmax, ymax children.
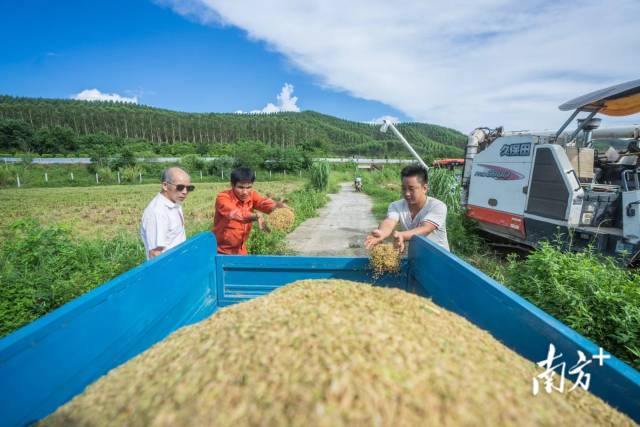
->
<box><xmin>286</xmin><ymin>182</ymin><xmax>379</xmax><ymax>256</ymax></box>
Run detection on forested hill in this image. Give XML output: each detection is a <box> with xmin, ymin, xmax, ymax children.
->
<box><xmin>0</xmin><ymin>95</ymin><xmax>466</xmax><ymax>159</ymax></box>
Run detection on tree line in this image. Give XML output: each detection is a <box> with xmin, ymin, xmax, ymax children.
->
<box><xmin>0</xmin><ymin>95</ymin><xmax>465</xmax><ymax>160</ymax></box>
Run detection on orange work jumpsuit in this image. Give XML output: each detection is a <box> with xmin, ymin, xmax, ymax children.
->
<box><xmin>212</xmin><ymin>189</ymin><xmax>276</xmax><ymax>255</ymax></box>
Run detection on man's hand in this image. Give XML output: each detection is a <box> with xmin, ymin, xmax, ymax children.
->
<box><xmin>274</xmin><ymin>198</ymin><xmax>289</xmax><ymax>209</ymax></box>
<box><xmin>257</xmin><ymin>215</ymin><xmax>268</xmax><ymax>232</ymax></box>
<box><xmin>393</xmin><ymin>230</ymin><xmax>406</xmax><ymax>253</ymax></box>
<box><xmin>364</xmin><ymin>229</ymin><xmax>384</xmax><ymax>250</ymax></box>
<box><xmin>148</xmin><ymin>246</ymin><xmax>165</xmax><ymax>259</ymax></box>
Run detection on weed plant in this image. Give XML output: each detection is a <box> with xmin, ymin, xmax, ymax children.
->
<box><xmin>0</xmin><ymin>219</ymin><xmax>144</xmax><ymax>336</ymax></box>
<box><xmin>310</xmin><ymin>162</ymin><xmax>330</xmax><ymax>191</ymax></box>
<box><xmin>500</xmin><ymin>242</ymin><xmax>640</xmax><ymax>370</ymax></box>
<box><xmin>247</xmin><ymin>188</ymin><xmax>329</xmax><ymax>255</ymax></box>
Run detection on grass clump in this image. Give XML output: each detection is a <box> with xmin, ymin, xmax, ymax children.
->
<box><xmin>309</xmin><ymin>161</ymin><xmax>330</xmax><ymax>191</ymax></box>
<box><xmin>247</xmin><ymin>189</ymin><xmax>328</xmax><ymax>255</ymax></box>
<box><xmin>427</xmin><ymin>168</ymin><xmax>462</xmax><ymax>214</ymax></box>
<box><xmin>500</xmin><ymin>241</ymin><xmax>640</xmax><ymax>370</ymax></box>
<box><xmin>0</xmin><ymin>219</ymin><xmax>144</xmax><ymax>337</ymax></box>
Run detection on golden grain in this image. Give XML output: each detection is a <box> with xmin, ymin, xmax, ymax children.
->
<box><xmin>369</xmin><ymin>243</ymin><xmax>401</xmax><ymax>278</ymax></box>
<box><xmin>268</xmin><ymin>208</ymin><xmax>295</xmax><ymax>232</ymax></box>
<box><xmin>41</xmin><ymin>280</ymin><xmax>635</xmax><ymax>427</ymax></box>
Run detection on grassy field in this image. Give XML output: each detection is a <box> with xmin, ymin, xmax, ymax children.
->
<box><xmin>0</xmin><ymin>181</ymin><xmax>301</xmax><ymax>239</ymax></box>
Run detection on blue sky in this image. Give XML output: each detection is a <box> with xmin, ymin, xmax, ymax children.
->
<box><xmin>0</xmin><ymin>0</ymin><xmax>410</xmax><ymax>124</ymax></box>
<box><xmin>1</xmin><ymin>0</ymin><xmax>638</xmax><ymax>131</ymax></box>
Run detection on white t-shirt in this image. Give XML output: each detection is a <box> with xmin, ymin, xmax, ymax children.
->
<box><xmin>140</xmin><ymin>193</ymin><xmax>186</xmax><ymax>259</ymax></box>
<box><xmin>387</xmin><ymin>197</ymin><xmax>450</xmax><ymax>251</ymax></box>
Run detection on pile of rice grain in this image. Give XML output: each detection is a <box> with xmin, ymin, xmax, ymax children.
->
<box><xmin>268</xmin><ymin>207</ymin><xmax>295</xmax><ymax>232</ymax></box>
<box><xmin>41</xmin><ymin>280</ymin><xmax>635</xmax><ymax>427</ymax></box>
<box><xmin>369</xmin><ymin>243</ymin><xmax>401</xmax><ymax>277</ymax></box>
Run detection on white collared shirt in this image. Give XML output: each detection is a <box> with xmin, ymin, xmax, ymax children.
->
<box><xmin>387</xmin><ymin>197</ymin><xmax>450</xmax><ymax>251</ymax></box>
<box><xmin>140</xmin><ymin>193</ymin><xmax>186</xmax><ymax>259</ymax></box>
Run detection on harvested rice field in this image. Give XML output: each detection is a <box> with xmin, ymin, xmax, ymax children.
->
<box><xmin>0</xmin><ymin>182</ymin><xmax>299</xmax><ymax>238</ymax></box>
<box><xmin>41</xmin><ymin>280</ymin><xmax>635</xmax><ymax>427</ymax></box>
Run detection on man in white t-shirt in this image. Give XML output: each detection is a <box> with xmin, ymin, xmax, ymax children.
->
<box><xmin>364</xmin><ymin>165</ymin><xmax>449</xmax><ymax>252</ymax></box>
<box><xmin>140</xmin><ymin>167</ymin><xmax>194</xmax><ymax>259</ymax></box>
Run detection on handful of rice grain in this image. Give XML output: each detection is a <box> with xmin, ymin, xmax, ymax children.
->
<box><xmin>369</xmin><ymin>243</ymin><xmax>401</xmax><ymax>277</ymax></box>
<box><xmin>268</xmin><ymin>207</ymin><xmax>295</xmax><ymax>232</ymax></box>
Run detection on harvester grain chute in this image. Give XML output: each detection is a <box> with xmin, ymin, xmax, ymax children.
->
<box><xmin>460</xmin><ymin>79</ymin><xmax>640</xmax><ymax>265</ymax></box>
<box><xmin>380</xmin><ymin>119</ymin><xmax>430</xmax><ymax>171</ymax></box>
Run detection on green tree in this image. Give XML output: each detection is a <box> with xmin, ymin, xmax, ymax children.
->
<box><xmin>0</xmin><ymin>118</ymin><xmax>33</xmax><ymax>152</ymax></box>
<box><xmin>110</xmin><ymin>147</ymin><xmax>137</xmax><ymax>170</ymax></box>
<box><xmin>233</xmin><ymin>140</ymin><xmax>269</xmax><ymax>170</ymax></box>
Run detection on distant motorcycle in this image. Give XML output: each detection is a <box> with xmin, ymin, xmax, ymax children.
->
<box><xmin>354</xmin><ymin>180</ymin><xmax>363</xmax><ymax>192</ymax></box>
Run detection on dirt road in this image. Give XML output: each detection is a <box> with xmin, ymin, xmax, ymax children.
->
<box><xmin>286</xmin><ymin>182</ymin><xmax>379</xmax><ymax>256</ymax></box>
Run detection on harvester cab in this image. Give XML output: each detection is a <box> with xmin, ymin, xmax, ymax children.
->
<box><xmin>461</xmin><ymin>79</ymin><xmax>640</xmax><ymax>264</ymax></box>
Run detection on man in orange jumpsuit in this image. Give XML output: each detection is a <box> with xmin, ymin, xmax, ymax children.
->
<box><xmin>213</xmin><ymin>166</ymin><xmax>287</xmax><ymax>255</ymax></box>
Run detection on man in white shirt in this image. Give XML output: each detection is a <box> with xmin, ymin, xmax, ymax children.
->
<box><xmin>140</xmin><ymin>167</ymin><xmax>194</xmax><ymax>259</ymax></box>
<box><xmin>364</xmin><ymin>165</ymin><xmax>449</xmax><ymax>252</ymax></box>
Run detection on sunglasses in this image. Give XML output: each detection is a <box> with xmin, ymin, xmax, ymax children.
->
<box><xmin>166</xmin><ymin>182</ymin><xmax>195</xmax><ymax>192</ymax></box>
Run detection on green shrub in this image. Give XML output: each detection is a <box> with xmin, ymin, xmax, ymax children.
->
<box><xmin>246</xmin><ymin>229</ymin><xmax>290</xmax><ymax>255</ymax></box>
<box><xmin>110</xmin><ymin>148</ymin><xmax>137</xmax><ymax>170</ymax></box>
<box><xmin>135</xmin><ymin>151</ymin><xmax>159</xmax><ymax>160</ymax></box>
<box><xmin>428</xmin><ymin>169</ymin><xmax>461</xmax><ymax>214</ymax></box>
<box><xmin>205</xmin><ymin>156</ymin><xmax>234</xmax><ymax>177</ymax></box>
<box><xmin>233</xmin><ymin>140</ymin><xmax>269</xmax><ymax>170</ymax></box>
<box><xmin>264</xmin><ymin>147</ymin><xmax>311</xmax><ymax>172</ymax></box>
<box><xmin>501</xmin><ymin>241</ymin><xmax>640</xmax><ymax>370</ymax></box>
<box><xmin>247</xmin><ymin>189</ymin><xmax>328</xmax><ymax>255</ymax></box>
<box><xmin>120</xmin><ymin>165</ymin><xmax>143</xmax><ymax>183</ymax></box>
<box><xmin>20</xmin><ymin>153</ymin><xmax>34</xmax><ymax>167</ymax></box>
<box><xmin>0</xmin><ymin>219</ymin><xmax>144</xmax><ymax>337</ymax></box>
<box><xmin>0</xmin><ymin>164</ymin><xmax>17</xmax><ymax>186</ymax></box>
<box><xmin>309</xmin><ymin>162</ymin><xmax>330</xmax><ymax>191</ymax></box>
<box><xmin>96</xmin><ymin>166</ymin><xmax>114</xmax><ymax>183</ymax></box>
<box><xmin>180</xmin><ymin>154</ymin><xmax>205</xmax><ymax>174</ymax></box>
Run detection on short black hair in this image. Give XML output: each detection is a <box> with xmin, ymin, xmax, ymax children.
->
<box><xmin>231</xmin><ymin>166</ymin><xmax>256</xmax><ymax>185</ymax></box>
<box><xmin>400</xmin><ymin>164</ymin><xmax>428</xmax><ymax>185</ymax></box>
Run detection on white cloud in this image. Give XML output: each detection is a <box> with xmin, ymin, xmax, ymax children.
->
<box><xmin>153</xmin><ymin>0</ymin><xmax>223</xmax><ymax>25</ymax></box>
<box><xmin>164</xmin><ymin>0</ymin><xmax>640</xmax><ymax>132</ymax></box>
<box><xmin>237</xmin><ymin>83</ymin><xmax>301</xmax><ymax>114</ymax></box>
<box><xmin>72</xmin><ymin>88</ymin><xmax>138</xmax><ymax>104</ymax></box>
<box><xmin>369</xmin><ymin>115</ymin><xmax>399</xmax><ymax>125</ymax></box>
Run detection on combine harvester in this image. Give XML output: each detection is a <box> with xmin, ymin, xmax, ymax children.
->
<box><xmin>462</xmin><ymin>79</ymin><xmax>640</xmax><ymax>263</ymax></box>
<box><xmin>1</xmin><ymin>88</ymin><xmax>639</xmax><ymax>425</ymax></box>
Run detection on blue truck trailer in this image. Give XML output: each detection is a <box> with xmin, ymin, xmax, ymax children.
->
<box><xmin>1</xmin><ymin>233</ymin><xmax>638</xmax><ymax>426</ymax></box>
